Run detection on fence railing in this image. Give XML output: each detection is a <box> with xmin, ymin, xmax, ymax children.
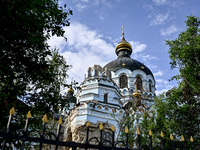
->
<box><xmin>0</xmin><ymin>107</ymin><xmax>199</xmax><ymax>150</ymax></box>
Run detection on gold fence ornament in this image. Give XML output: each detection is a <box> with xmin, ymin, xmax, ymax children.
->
<box><xmin>111</xmin><ymin>125</ymin><xmax>115</xmax><ymax>132</ymax></box>
<box><xmin>190</xmin><ymin>136</ymin><xmax>194</xmax><ymax>142</ymax></box>
<box><xmin>170</xmin><ymin>134</ymin><xmax>173</xmax><ymax>140</ymax></box>
<box><xmin>42</xmin><ymin>114</ymin><xmax>48</xmax><ymax>123</ymax></box>
<box><xmin>125</xmin><ymin>126</ymin><xmax>129</xmax><ymax>134</ymax></box>
<box><xmin>58</xmin><ymin>116</ymin><xmax>62</xmax><ymax>124</ymax></box>
<box><xmin>149</xmin><ymin>129</ymin><xmax>152</xmax><ymax>136</ymax></box>
<box><xmin>99</xmin><ymin>123</ymin><xmax>103</xmax><ymax>130</ymax></box>
<box><xmin>181</xmin><ymin>135</ymin><xmax>185</xmax><ymax>141</ymax></box>
<box><xmin>136</xmin><ymin>128</ymin><xmax>140</xmax><ymax>135</ymax></box>
<box><xmin>161</xmin><ymin>131</ymin><xmax>164</xmax><ymax>138</ymax></box>
<box><xmin>9</xmin><ymin>107</ymin><xmax>15</xmax><ymax>115</ymax></box>
<box><xmin>86</xmin><ymin>121</ymin><xmax>91</xmax><ymax>127</ymax></box>
<box><xmin>26</xmin><ymin>111</ymin><xmax>31</xmax><ymax>118</ymax></box>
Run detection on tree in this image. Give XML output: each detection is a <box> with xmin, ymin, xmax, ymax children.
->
<box><xmin>0</xmin><ymin>0</ymin><xmax>73</xmax><ymax>128</ymax></box>
<box><xmin>165</xmin><ymin>15</ymin><xmax>200</xmax><ymax>141</ymax></box>
<box><xmin>138</xmin><ymin>15</ymin><xmax>200</xmax><ymax>148</ymax></box>
<box><xmin>166</xmin><ymin>15</ymin><xmax>200</xmax><ymax>92</ymax></box>
<box><xmin>138</xmin><ymin>15</ymin><xmax>200</xmax><ymax>147</ymax></box>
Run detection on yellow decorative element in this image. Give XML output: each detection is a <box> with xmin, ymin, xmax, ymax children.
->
<box><xmin>125</xmin><ymin>126</ymin><xmax>129</xmax><ymax>133</ymax></box>
<box><xmin>149</xmin><ymin>130</ymin><xmax>152</xmax><ymax>136</ymax></box>
<box><xmin>170</xmin><ymin>134</ymin><xmax>173</xmax><ymax>140</ymax></box>
<box><xmin>111</xmin><ymin>125</ymin><xmax>115</xmax><ymax>132</ymax></box>
<box><xmin>120</xmin><ymin>110</ymin><xmax>123</xmax><ymax>114</ymax></box>
<box><xmin>181</xmin><ymin>135</ymin><xmax>185</xmax><ymax>141</ymax></box>
<box><xmin>141</xmin><ymin>66</ymin><xmax>144</xmax><ymax>69</ymax></box>
<box><xmin>105</xmin><ymin>108</ymin><xmax>108</xmax><ymax>111</ymax></box>
<box><xmin>136</xmin><ymin>128</ymin><xmax>140</xmax><ymax>135</ymax></box>
<box><xmin>122</xmin><ymin>63</ymin><xmax>126</xmax><ymax>66</ymax></box>
<box><xmin>58</xmin><ymin>117</ymin><xmax>62</xmax><ymax>124</ymax></box>
<box><xmin>116</xmin><ymin>43</ymin><xmax>132</xmax><ymax>51</ymax></box>
<box><xmin>97</xmin><ymin>106</ymin><xmax>102</xmax><ymax>109</ymax></box>
<box><xmin>99</xmin><ymin>123</ymin><xmax>103</xmax><ymax>130</ymax></box>
<box><xmin>86</xmin><ymin>121</ymin><xmax>91</xmax><ymax>127</ymax></box>
<box><xmin>161</xmin><ymin>131</ymin><xmax>164</xmax><ymax>138</ymax></box>
<box><xmin>9</xmin><ymin>107</ymin><xmax>15</xmax><ymax>115</ymax></box>
<box><xmin>115</xmin><ymin>26</ymin><xmax>132</xmax><ymax>52</ymax></box>
<box><xmin>26</xmin><ymin>111</ymin><xmax>31</xmax><ymax>118</ymax></box>
<box><xmin>190</xmin><ymin>136</ymin><xmax>194</xmax><ymax>142</ymax></box>
<box><xmin>68</xmin><ymin>88</ymin><xmax>74</xmax><ymax>93</ymax></box>
<box><xmin>132</xmin><ymin>87</ymin><xmax>141</xmax><ymax>98</ymax></box>
<box><xmin>42</xmin><ymin>114</ymin><xmax>48</xmax><ymax>123</ymax></box>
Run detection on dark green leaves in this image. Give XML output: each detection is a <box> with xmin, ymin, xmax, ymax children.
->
<box><xmin>0</xmin><ymin>0</ymin><xmax>72</xmax><ymax>128</ymax></box>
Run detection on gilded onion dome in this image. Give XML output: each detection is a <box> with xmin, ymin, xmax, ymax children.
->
<box><xmin>115</xmin><ymin>26</ymin><xmax>132</xmax><ymax>57</ymax></box>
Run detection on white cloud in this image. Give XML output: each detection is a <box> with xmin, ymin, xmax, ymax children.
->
<box><xmin>154</xmin><ymin>70</ymin><xmax>163</xmax><ymax>76</ymax></box>
<box><xmin>156</xmin><ymin>79</ymin><xmax>169</xmax><ymax>84</ymax></box>
<box><xmin>153</xmin><ymin>0</ymin><xmax>167</xmax><ymax>5</ymax></box>
<box><xmin>129</xmin><ymin>41</ymin><xmax>157</xmax><ymax>64</ymax></box>
<box><xmin>133</xmin><ymin>54</ymin><xmax>157</xmax><ymax>63</ymax></box>
<box><xmin>48</xmin><ymin>22</ymin><xmax>115</xmax><ymax>83</ymax></box>
<box><xmin>160</xmin><ymin>25</ymin><xmax>178</xmax><ymax>36</ymax></box>
<box><xmin>155</xmin><ymin>88</ymin><xmax>168</xmax><ymax>95</ymax></box>
<box><xmin>150</xmin><ymin>13</ymin><xmax>169</xmax><ymax>26</ymax></box>
<box><xmin>155</xmin><ymin>79</ymin><xmax>174</xmax><ymax>95</ymax></box>
<box><xmin>76</xmin><ymin>3</ymin><xmax>88</xmax><ymax>11</ymax></box>
<box><xmin>129</xmin><ymin>41</ymin><xmax>147</xmax><ymax>53</ymax></box>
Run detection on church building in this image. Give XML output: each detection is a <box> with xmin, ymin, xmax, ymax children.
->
<box><xmin>63</xmin><ymin>29</ymin><xmax>156</xmax><ymax>144</ymax></box>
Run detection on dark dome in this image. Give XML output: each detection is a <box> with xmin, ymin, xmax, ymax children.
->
<box><xmin>103</xmin><ymin>57</ymin><xmax>154</xmax><ymax>77</ymax></box>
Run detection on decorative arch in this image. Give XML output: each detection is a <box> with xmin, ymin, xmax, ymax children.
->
<box><xmin>136</xmin><ymin>76</ymin><xmax>142</xmax><ymax>91</ymax></box>
<box><xmin>119</xmin><ymin>74</ymin><xmax>128</xmax><ymax>88</ymax></box>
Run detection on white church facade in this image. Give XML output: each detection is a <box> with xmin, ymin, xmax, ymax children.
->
<box><xmin>63</xmin><ymin>31</ymin><xmax>156</xmax><ymax>144</ymax></box>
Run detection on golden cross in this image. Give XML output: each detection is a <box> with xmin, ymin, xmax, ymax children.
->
<box><xmin>122</xmin><ymin>25</ymin><xmax>125</xmax><ymax>35</ymax></box>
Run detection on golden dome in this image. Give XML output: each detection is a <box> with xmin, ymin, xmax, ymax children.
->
<box><xmin>115</xmin><ymin>27</ymin><xmax>132</xmax><ymax>56</ymax></box>
<box><xmin>115</xmin><ymin>34</ymin><xmax>132</xmax><ymax>51</ymax></box>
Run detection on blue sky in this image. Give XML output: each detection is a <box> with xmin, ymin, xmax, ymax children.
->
<box><xmin>48</xmin><ymin>0</ymin><xmax>200</xmax><ymax>95</ymax></box>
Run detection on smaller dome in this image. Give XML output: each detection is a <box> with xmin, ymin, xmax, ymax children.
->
<box><xmin>115</xmin><ymin>33</ymin><xmax>132</xmax><ymax>57</ymax></box>
<box><xmin>132</xmin><ymin>88</ymin><xmax>141</xmax><ymax>98</ymax></box>
<box><xmin>68</xmin><ymin>87</ymin><xmax>74</xmax><ymax>93</ymax></box>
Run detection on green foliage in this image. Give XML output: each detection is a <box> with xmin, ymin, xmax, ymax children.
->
<box><xmin>0</xmin><ymin>0</ymin><xmax>73</xmax><ymax>128</ymax></box>
<box><xmin>165</xmin><ymin>15</ymin><xmax>200</xmax><ymax>142</ymax></box>
<box><xmin>166</xmin><ymin>15</ymin><xmax>200</xmax><ymax>92</ymax></box>
<box><xmin>140</xmin><ymin>15</ymin><xmax>200</xmax><ymax>147</ymax></box>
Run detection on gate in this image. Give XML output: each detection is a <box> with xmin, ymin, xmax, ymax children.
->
<box><xmin>0</xmin><ymin>108</ymin><xmax>199</xmax><ymax>150</ymax></box>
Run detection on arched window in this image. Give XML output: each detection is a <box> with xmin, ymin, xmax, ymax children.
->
<box><xmin>120</xmin><ymin>75</ymin><xmax>128</xmax><ymax>88</ymax></box>
<box><xmin>104</xmin><ymin>93</ymin><xmax>108</xmax><ymax>103</ymax></box>
<box><xmin>136</xmin><ymin>76</ymin><xmax>142</xmax><ymax>91</ymax></box>
<box><xmin>149</xmin><ymin>80</ymin><xmax>152</xmax><ymax>92</ymax></box>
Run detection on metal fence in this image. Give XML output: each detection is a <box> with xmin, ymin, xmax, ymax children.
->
<box><xmin>0</xmin><ymin>107</ymin><xmax>199</xmax><ymax>150</ymax></box>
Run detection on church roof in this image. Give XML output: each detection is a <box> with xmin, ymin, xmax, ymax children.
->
<box><xmin>103</xmin><ymin>57</ymin><xmax>154</xmax><ymax>77</ymax></box>
<box><xmin>103</xmin><ymin>28</ymin><xmax>154</xmax><ymax>78</ymax></box>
